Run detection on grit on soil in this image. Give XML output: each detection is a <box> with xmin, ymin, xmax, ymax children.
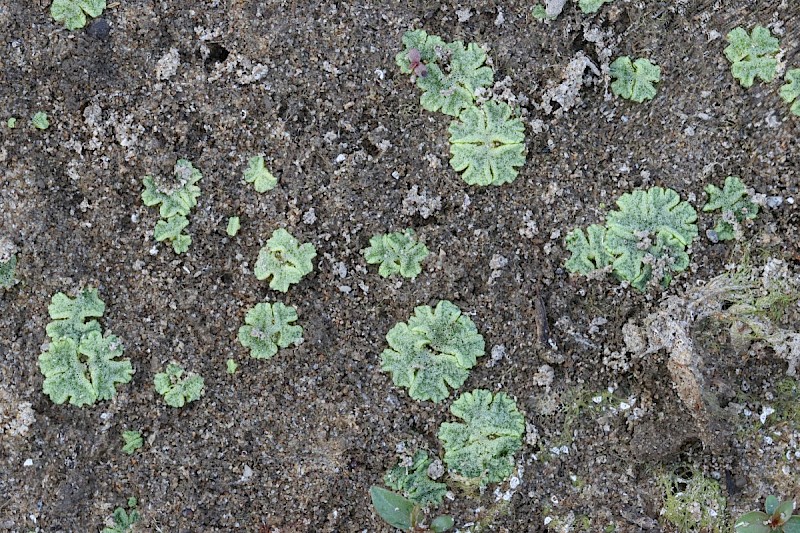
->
<box><xmin>1</xmin><ymin>1</ymin><xmax>799</xmax><ymax>532</ymax></box>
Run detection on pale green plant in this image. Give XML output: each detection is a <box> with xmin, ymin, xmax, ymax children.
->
<box><xmin>384</xmin><ymin>450</ymin><xmax>447</xmax><ymax>507</ymax></box>
<box><xmin>243</xmin><ymin>155</ymin><xmax>278</xmax><ymax>193</ymax></box>
<box><xmin>0</xmin><ymin>255</ymin><xmax>16</xmax><ymax>289</ymax></box>
<box><xmin>610</xmin><ymin>57</ymin><xmax>661</xmax><ymax>102</ymax></box>
<box><xmin>658</xmin><ymin>467</ymin><xmax>728</xmax><ymax>532</ymax></box>
<box><xmin>7</xmin><ymin>117</ymin><xmax>16</xmax><ymax>128</ymax></box>
<box><xmin>448</xmin><ymin>101</ymin><xmax>526</xmax><ymax>186</ymax></box>
<box><xmin>369</xmin><ymin>486</ymin><xmax>454</xmax><ymax>532</ymax></box>
<box><xmin>38</xmin><ymin>288</ymin><xmax>133</xmax><ymax>407</ymax></box>
<box><xmin>226</xmin><ymin>216</ymin><xmax>240</xmax><ymax>237</ymax></box>
<box><xmin>438</xmin><ymin>389</ymin><xmax>525</xmax><ymax>486</ymax></box>
<box><xmin>702</xmin><ymin>176</ymin><xmax>759</xmax><ymax>241</ymax></box>
<box><xmin>154</xmin><ymin>363</ymin><xmax>204</xmax><ymax>408</ymax></box>
<box><xmin>254</xmin><ymin>228</ymin><xmax>316</xmax><ymax>292</ymax></box>
<box><xmin>396</xmin><ymin>30</ymin><xmax>494</xmax><ymax>117</ymax></box>
<box><xmin>226</xmin><ymin>358</ymin><xmax>238</xmax><ymax>374</ymax></box>
<box><xmin>579</xmin><ymin>0</ymin><xmax>613</xmax><ymax>14</ymax></box>
<box><xmin>381</xmin><ymin>300</ymin><xmax>485</xmax><ymax>402</ymax></box>
<box><xmin>101</xmin><ymin>497</ymin><xmax>139</xmax><ymax>533</ymax></box>
<box><xmin>724</xmin><ymin>26</ymin><xmax>780</xmax><ymax>88</ymax></box>
<box><xmin>238</xmin><ymin>302</ymin><xmax>303</xmax><ymax>360</ymax></box>
<box><xmin>566</xmin><ymin>187</ymin><xmax>698</xmax><ymax>291</ymax></box>
<box><xmin>779</xmin><ymin>69</ymin><xmax>800</xmax><ymax>116</ymax></box>
<box><xmin>51</xmin><ymin>0</ymin><xmax>105</xmax><ymax>30</ymax></box>
<box><xmin>32</xmin><ymin>112</ymin><xmax>50</xmax><ymax>130</ymax></box>
<box><xmin>363</xmin><ymin>229</ymin><xmax>429</xmax><ymax>279</ymax></box>
<box><xmin>121</xmin><ymin>430</ymin><xmax>143</xmax><ymax>454</ymax></box>
<box><xmin>141</xmin><ymin>159</ymin><xmax>202</xmax><ymax>254</ymax></box>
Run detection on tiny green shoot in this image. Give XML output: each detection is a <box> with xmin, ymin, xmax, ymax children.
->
<box><xmin>226</xmin><ymin>216</ymin><xmax>241</xmax><ymax>237</ymax></box>
<box><xmin>32</xmin><ymin>112</ymin><xmax>50</xmax><ymax>130</ymax></box>
<box><xmin>154</xmin><ymin>363</ymin><xmax>204</xmax><ymax>408</ymax></box>
<box><xmin>226</xmin><ymin>358</ymin><xmax>238</xmax><ymax>374</ymax></box>
<box><xmin>609</xmin><ymin>57</ymin><xmax>661</xmax><ymax>103</ymax></box>
<box><xmin>254</xmin><ymin>228</ymin><xmax>317</xmax><ymax>292</ymax></box>
<box><xmin>51</xmin><ymin>0</ymin><xmax>106</xmax><ymax>30</ymax></box>
<box><xmin>121</xmin><ymin>430</ymin><xmax>143</xmax><ymax>455</ymax></box>
<box><xmin>724</xmin><ymin>26</ymin><xmax>780</xmax><ymax>88</ymax></box>
<box><xmin>244</xmin><ymin>155</ymin><xmax>278</xmax><ymax>193</ymax></box>
<box><xmin>779</xmin><ymin>69</ymin><xmax>800</xmax><ymax>117</ymax></box>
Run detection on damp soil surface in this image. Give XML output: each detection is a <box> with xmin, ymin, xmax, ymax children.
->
<box><xmin>1</xmin><ymin>1</ymin><xmax>800</xmax><ymax>532</ymax></box>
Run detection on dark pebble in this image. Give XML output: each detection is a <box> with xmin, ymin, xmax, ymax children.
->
<box><xmin>86</xmin><ymin>19</ymin><xmax>110</xmax><ymax>39</ymax></box>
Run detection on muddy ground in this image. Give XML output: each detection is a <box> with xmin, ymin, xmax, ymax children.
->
<box><xmin>1</xmin><ymin>0</ymin><xmax>799</xmax><ymax>531</ymax></box>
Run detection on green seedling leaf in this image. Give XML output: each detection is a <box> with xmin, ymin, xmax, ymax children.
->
<box><xmin>417</xmin><ymin>41</ymin><xmax>494</xmax><ymax>117</ymax></box>
<box><xmin>154</xmin><ymin>363</ymin><xmax>204</xmax><ymax>408</ymax></box>
<box><xmin>226</xmin><ymin>358</ymin><xmax>238</xmax><ymax>374</ymax></box>
<box><xmin>734</xmin><ymin>511</ymin><xmax>770</xmax><ymax>533</ymax></box>
<box><xmin>243</xmin><ymin>155</ymin><xmax>278</xmax><ymax>193</ymax></box>
<box><xmin>784</xmin><ymin>516</ymin><xmax>800</xmax><ymax>533</ymax></box>
<box><xmin>437</xmin><ymin>389</ymin><xmax>525</xmax><ymax>485</ymax></box>
<box><xmin>448</xmin><ymin>101</ymin><xmax>526</xmax><ymax>186</ymax></box>
<box><xmin>45</xmin><ymin>288</ymin><xmax>105</xmax><ymax>343</ymax></box>
<box><xmin>605</xmin><ymin>187</ymin><xmax>698</xmax><ymax>291</ymax></box>
<box><xmin>254</xmin><ymin>228</ymin><xmax>317</xmax><ymax>292</ymax></box>
<box><xmin>0</xmin><ymin>254</ymin><xmax>17</xmax><ymax>289</ymax></box>
<box><xmin>101</xmin><ymin>497</ymin><xmax>139</xmax><ymax>533</ymax></box>
<box><xmin>609</xmin><ymin>57</ymin><xmax>661</xmax><ymax>103</ymax></box>
<box><xmin>395</xmin><ymin>29</ymin><xmax>447</xmax><ymax>74</ymax></box>
<box><xmin>121</xmin><ymin>430</ymin><xmax>143</xmax><ymax>454</ymax></box>
<box><xmin>703</xmin><ymin>176</ymin><xmax>759</xmax><ymax>241</ymax></box>
<box><xmin>724</xmin><ymin>26</ymin><xmax>780</xmax><ymax>88</ymax></box>
<box><xmin>779</xmin><ymin>69</ymin><xmax>800</xmax><ymax>116</ymax></box>
<box><xmin>7</xmin><ymin>117</ymin><xmax>17</xmax><ymax>128</ymax></box>
<box><xmin>578</xmin><ymin>0</ymin><xmax>613</xmax><ymax>14</ymax></box>
<box><xmin>381</xmin><ymin>300</ymin><xmax>485</xmax><ymax>402</ymax></box>
<box><xmin>141</xmin><ymin>159</ymin><xmax>202</xmax><ymax>219</ymax></box>
<box><xmin>32</xmin><ymin>111</ymin><xmax>50</xmax><ymax>130</ymax></box>
<box><xmin>431</xmin><ymin>515</ymin><xmax>455</xmax><ymax>532</ymax></box>
<box><xmin>79</xmin><ymin>331</ymin><xmax>133</xmax><ymax>401</ymax></box>
<box><xmin>153</xmin><ymin>215</ymin><xmax>191</xmax><ymax>254</ymax></box>
<box><xmin>369</xmin><ymin>486</ymin><xmax>415</xmax><ymax>530</ymax></box>
<box><xmin>565</xmin><ymin>224</ymin><xmax>612</xmax><ymax>275</ymax></box>
<box><xmin>766</xmin><ymin>495</ymin><xmax>780</xmax><ymax>515</ymax></box>
<box><xmin>238</xmin><ymin>302</ymin><xmax>303</xmax><ymax>360</ymax></box>
<box><xmin>364</xmin><ymin>229</ymin><xmax>429</xmax><ymax>279</ymax></box>
<box><xmin>51</xmin><ymin>0</ymin><xmax>106</xmax><ymax>30</ymax></box>
<box><xmin>226</xmin><ymin>216</ymin><xmax>240</xmax><ymax>236</ymax></box>
<box><xmin>385</xmin><ymin>451</ymin><xmax>447</xmax><ymax>507</ymax></box>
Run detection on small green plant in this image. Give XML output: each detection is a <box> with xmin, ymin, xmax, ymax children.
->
<box><xmin>226</xmin><ymin>216</ymin><xmax>240</xmax><ymax>237</ymax></box>
<box><xmin>566</xmin><ymin>187</ymin><xmax>698</xmax><ymax>291</ymax></box>
<box><xmin>448</xmin><ymin>100</ymin><xmax>526</xmax><ymax>186</ymax></box>
<box><xmin>154</xmin><ymin>363</ymin><xmax>204</xmax><ymax>408</ymax></box>
<box><xmin>735</xmin><ymin>496</ymin><xmax>800</xmax><ymax>533</ymax></box>
<box><xmin>254</xmin><ymin>228</ymin><xmax>316</xmax><ymax>292</ymax></box>
<box><xmin>141</xmin><ymin>159</ymin><xmax>202</xmax><ymax>254</ymax></box>
<box><xmin>779</xmin><ymin>69</ymin><xmax>800</xmax><ymax>116</ymax></box>
<box><xmin>369</xmin><ymin>486</ymin><xmax>454</xmax><ymax>532</ymax></box>
<box><xmin>101</xmin><ymin>497</ymin><xmax>139</xmax><ymax>533</ymax></box>
<box><xmin>702</xmin><ymin>176</ymin><xmax>759</xmax><ymax>241</ymax></box>
<box><xmin>396</xmin><ymin>30</ymin><xmax>494</xmax><ymax>117</ymax></box>
<box><xmin>121</xmin><ymin>430</ymin><xmax>143</xmax><ymax>455</ymax></box>
<box><xmin>32</xmin><ymin>112</ymin><xmax>50</xmax><ymax>130</ymax></box>
<box><xmin>724</xmin><ymin>26</ymin><xmax>780</xmax><ymax>88</ymax></box>
<box><xmin>7</xmin><ymin>117</ymin><xmax>17</xmax><ymax>128</ymax></box>
<box><xmin>364</xmin><ymin>229</ymin><xmax>429</xmax><ymax>279</ymax></box>
<box><xmin>438</xmin><ymin>389</ymin><xmax>525</xmax><ymax>486</ymax></box>
<box><xmin>38</xmin><ymin>288</ymin><xmax>133</xmax><ymax>407</ymax></box>
<box><xmin>658</xmin><ymin>466</ymin><xmax>728</xmax><ymax>532</ymax></box>
<box><xmin>243</xmin><ymin>155</ymin><xmax>278</xmax><ymax>193</ymax></box>
<box><xmin>579</xmin><ymin>0</ymin><xmax>613</xmax><ymax>14</ymax></box>
<box><xmin>51</xmin><ymin>0</ymin><xmax>105</xmax><ymax>30</ymax></box>
<box><xmin>238</xmin><ymin>302</ymin><xmax>303</xmax><ymax>360</ymax></box>
<box><xmin>385</xmin><ymin>451</ymin><xmax>447</xmax><ymax>507</ymax></box>
<box><xmin>226</xmin><ymin>358</ymin><xmax>238</xmax><ymax>374</ymax></box>
<box><xmin>381</xmin><ymin>300</ymin><xmax>485</xmax><ymax>402</ymax></box>
<box><xmin>609</xmin><ymin>57</ymin><xmax>661</xmax><ymax>103</ymax></box>
<box><xmin>0</xmin><ymin>254</ymin><xmax>17</xmax><ymax>289</ymax></box>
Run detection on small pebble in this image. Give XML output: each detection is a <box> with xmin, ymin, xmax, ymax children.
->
<box><xmin>87</xmin><ymin>19</ymin><xmax>111</xmax><ymax>39</ymax></box>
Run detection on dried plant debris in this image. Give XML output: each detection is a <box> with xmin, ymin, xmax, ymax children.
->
<box><xmin>624</xmin><ymin>259</ymin><xmax>799</xmax><ymax>450</ymax></box>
